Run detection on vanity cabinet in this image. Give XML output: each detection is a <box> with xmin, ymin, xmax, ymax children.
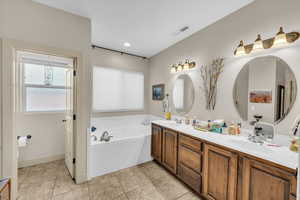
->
<box><xmin>151</xmin><ymin>125</ymin><xmax>162</xmax><ymax>163</ymax></box>
<box><xmin>162</xmin><ymin>128</ymin><xmax>178</xmax><ymax>174</ymax></box>
<box><xmin>203</xmin><ymin>144</ymin><xmax>238</xmax><ymax>200</ymax></box>
<box><xmin>151</xmin><ymin>124</ymin><xmax>297</xmax><ymax>200</ymax></box>
<box><xmin>242</xmin><ymin>158</ymin><xmax>297</xmax><ymax>200</ymax></box>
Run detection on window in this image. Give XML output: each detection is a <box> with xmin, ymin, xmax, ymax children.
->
<box><xmin>93</xmin><ymin>67</ymin><xmax>144</xmax><ymax>112</ymax></box>
<box><xmin>19</xmin><ymin>51</ymin><xmax>73</xmax><ymax>112</ymax></box>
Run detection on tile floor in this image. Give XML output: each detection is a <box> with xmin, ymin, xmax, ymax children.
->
<box><xmin>18</xmin><ymin>160</ymin><xmax>203</xmax><ymax>200</ymax></box>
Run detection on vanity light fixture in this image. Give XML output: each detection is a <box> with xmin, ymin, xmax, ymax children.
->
<box><xmin>183</xmin><ymin>59</ymin><xmax>190</xmax><ymax>70</ymax></box>
<box><xmin>252</xmin><ymin>34</ymin><xmax>264</xmax><ymax>52</ymax></box>
<box><xmin>177</xmin><ymin>62</ymin><xmax>183</xmax><ymax>72</ymax></box>
<box><xmin>234</xmin><ymin>27</ymin><xmax>300</xmax><ymax>56</ymax></box>
<box><xmin>235</xmin><ymin>40</ymin><xmax>247</xmax><ymax>56</ymax></box>
<box><xmin>170</xmin><ymin>59</ymin><xmax>196</xmax><ymax>73</ymax></box>
<box><xmin>273</xmin><ymin>27</ymin><xmax>288</xmax><ymax>47</ymax></box>
<box><xmin>171</xmin><ymin>64</ymin><xmax>177</xmax><ymax>73</ymax></box>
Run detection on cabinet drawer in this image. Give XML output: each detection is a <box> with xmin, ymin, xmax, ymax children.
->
<box><xmin>178</xmin><ymin>164</ymin><xmax>201</xmax><ymax>194</ymax></box>
<box><xmin>179</xmin><ymin>135</ymin><xmax>201</xmax><ymax>153</ymax></box>
<box><xmin>178</xmin><ymin>145</ymin><xmax>201</xmax><ymax>174</ymax></box>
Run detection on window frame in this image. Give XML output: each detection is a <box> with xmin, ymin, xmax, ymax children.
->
<box><xmin>92</xmin><ymin>66</ymin><xmax>145</xmax><ymax>113</ymax></box>
<box><xmin>20</xmin><ymin>57</ymin><xmax>73</xmax><ymax>114</ymax></box>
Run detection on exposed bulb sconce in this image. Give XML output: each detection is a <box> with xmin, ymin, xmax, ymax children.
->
<box><xmin>170</xmin><ymin>59</ymin><xmax>196</xmax><ymax>73</ymax></box>
<box><xmin>234</xmin><ymin>27</ymin><xmax>299</xmax><ymax>56</ymax></box>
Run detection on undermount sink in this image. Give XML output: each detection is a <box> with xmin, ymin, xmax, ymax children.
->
<box><xmin>229</xmin><ymin>139</ymin><xmax>274</xmax><ymax>153</ymax></box>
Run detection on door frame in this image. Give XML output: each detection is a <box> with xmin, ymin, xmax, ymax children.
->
<box><xmin>1</xmin><ymin>39</ymin><xmax>85</xmax><ymax>200</ymax></box>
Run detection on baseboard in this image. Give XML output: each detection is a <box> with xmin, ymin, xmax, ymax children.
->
<box><xmin>18</xmin><ymin>154</ymin><xmax>65</xmax><ymax>168</ymax></box>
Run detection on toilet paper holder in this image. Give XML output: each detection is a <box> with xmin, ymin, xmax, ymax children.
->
<box><xmin>17</xmin><ymin>135</ymin><xmax>32</xmax><ymax>140</ymax></box>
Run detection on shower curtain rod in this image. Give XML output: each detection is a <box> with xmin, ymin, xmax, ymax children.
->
<box><xmin>91</xmin><ymin>44</ymin><xmax>148</xmax><ymax>59</ymax></box>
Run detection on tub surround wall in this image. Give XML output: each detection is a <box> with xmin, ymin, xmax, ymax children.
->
<box><xmin>148</xmin><ymin>0</ymin><xmax>300</xmax><ymax>134</ymax></box>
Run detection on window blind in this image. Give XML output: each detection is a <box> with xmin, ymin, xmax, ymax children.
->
<box><xmin>93</xmin><ymin>67</ymin><xmax>144</xmax><ymax>112</ymax></box>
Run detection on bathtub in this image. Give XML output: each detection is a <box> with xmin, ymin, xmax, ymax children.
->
<box><xmin>88</xmin><ymin>114</ymin><xmax>161</xmax><ymax>178</ymax></box>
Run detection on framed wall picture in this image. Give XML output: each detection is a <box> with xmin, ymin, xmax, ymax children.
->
<box><xmin>249</xmin><ymin>90</ymin><xmax>272</xmax><ymax>103</ymax></box>
<box><xmin>152</xmin><ymin>84</ymin><xmax>165</xmax><ymax>100</ymax></box>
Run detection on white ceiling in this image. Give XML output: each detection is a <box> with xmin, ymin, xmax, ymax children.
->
<box><xmin>33</xmin><ymin>0</ymin><xmax>254</xmax><ymax>57</ymax></box>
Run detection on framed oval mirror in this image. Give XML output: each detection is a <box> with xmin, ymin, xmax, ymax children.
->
<box><xmin>233</xmin><ymin>56</ymin><xmax>297</xmax><ymax>124</ymax></box>
<box><xmin>172</xmin><ymin>74</ymin><xmax>195</xmax><ymax>114</ymax></box>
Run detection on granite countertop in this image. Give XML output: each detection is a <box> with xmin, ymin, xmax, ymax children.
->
<box><xmin>152</xmin><ymin>120</ymin><xmax>298</xmax><ymax>170</ymax></box>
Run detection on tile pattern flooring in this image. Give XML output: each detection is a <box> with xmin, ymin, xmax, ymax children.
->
<box><xmin>18</xmin><ymin>160</ymin><xmax>203</xmax><ymax>200</ymax></box>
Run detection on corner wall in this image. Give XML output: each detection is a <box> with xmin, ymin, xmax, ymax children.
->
<box><xmin>0</xmin><ymin>0</ymin><xmax>92</xmax><ymax>198</ymax></box>
<box><xmin>148</xmin><ymin>0</ymin><xmax>300</xmax><ymax>133</ymax></box>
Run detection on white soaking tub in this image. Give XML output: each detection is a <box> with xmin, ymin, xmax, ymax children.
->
<box><xmin>88</xmin><ymin>115</ymin><xmax>161</xmax><ymax>178</ymax></box>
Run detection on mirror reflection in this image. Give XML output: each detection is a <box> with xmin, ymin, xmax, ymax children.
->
<box><xmin>172</xmin><ymin>74</ymin><xmax>195</xmax><ymax>114</ymax></box>
<box><xmin>233</xmin><ymin>56</ymin><xmax>297</xmax><ymax>124</ymax></box>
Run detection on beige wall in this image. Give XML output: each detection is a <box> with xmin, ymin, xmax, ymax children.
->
<box><xmin>16</xmin><ymin>113</ymin><xmax>66</xmax><ymax>167</ymax></box>
<box><xmin>149</xmin><ymin>0</ymin><xmax>300</xmax><ymax>133</ymax></box>
<box><xmin>0</xmin><ymin>0</ymin><xmax>91</xmax><ymax>198</ymax></box>
<box><xmin>91</xmin><ymin>48</ymin><xmax>150</xmax><ymax>118</ymax></box>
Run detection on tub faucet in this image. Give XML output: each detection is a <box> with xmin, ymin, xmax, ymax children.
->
<box><xmin>100</xmin><ymin>131</ymin><xmax>113</xmax><ymax>142</ymax></box>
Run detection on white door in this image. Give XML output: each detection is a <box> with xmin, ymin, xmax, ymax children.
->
<box><xmin>64</xmin><ymin>66</ymin><xmax>75</xmax><ymax>178</ymax></box>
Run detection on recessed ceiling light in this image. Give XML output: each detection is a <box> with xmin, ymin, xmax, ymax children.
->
<box><xmin>124</xmin><ymin>42</ymin><xmax>131</xmax><ymax>47</ymax></box>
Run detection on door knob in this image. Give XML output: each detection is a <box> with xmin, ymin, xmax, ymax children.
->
<box><xmin>62</xmin><ymin>119</ymin><xmax>67</xmax><ymax>122</ymax></box>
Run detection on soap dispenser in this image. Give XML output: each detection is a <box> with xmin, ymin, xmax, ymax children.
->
<box><xmin>163</xmin><ymin>94</ymin><xmax>171</xmax><ymax>120</ymax></box>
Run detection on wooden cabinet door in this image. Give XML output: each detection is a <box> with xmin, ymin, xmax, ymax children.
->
<box><xmin>242</xmin><ymin>158</ymin><xmax>297</xmax><ymax>200</ymax></box>
<box><xmin>151</xmin><ymin>125</ymin><xmax>162</xmax><ymax>163</ymax></box>
<box><xmin>203</xmin><ymin>144</ymin><xmax>238</xmax><ymax>200</ymax></box>
<box><xmin>162</xmin><ymin>129</ymin><xmax>178</xmax><ymax>174</ymax></box>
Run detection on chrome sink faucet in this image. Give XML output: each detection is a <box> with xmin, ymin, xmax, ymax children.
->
<box><xmin>248</xmin><ymin>115</ymin><xmax>274</xmax><ymax>144</ymax></box>
<box><xmin>100</xmin><ymin>131</ymin><xmax>113</xmax><ymax>142</ymax></box>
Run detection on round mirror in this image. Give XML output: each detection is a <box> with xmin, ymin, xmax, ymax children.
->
<box><xmin>233</xmin><ymin>56</ymin><xmax>297</xmax><ymax>124</ymax></box>
<box><xmin>172</xmin><ymin>74</ymin><xmax>195</xmax><ymax>114</ymax></box>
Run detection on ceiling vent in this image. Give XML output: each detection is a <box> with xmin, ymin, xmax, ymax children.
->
<box><xmin>180</xmin><ymin>26</ymin><xmax>189</xmax><ymax>33</ymax></box>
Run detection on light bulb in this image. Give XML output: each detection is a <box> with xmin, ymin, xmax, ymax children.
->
<box><xmin>273</xmin><ymin>27</ymin><xmax>288</xmax><ymax>48</ymax></box>
<box><xmin>235</xmin><ymin>40</ymin><xmax>246</xmax><ymax>56</ymax></box>
<box><xmin>252</xmin><ymin>34</ymin><xmax>264</xmax><ymax>52</ymax></box>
